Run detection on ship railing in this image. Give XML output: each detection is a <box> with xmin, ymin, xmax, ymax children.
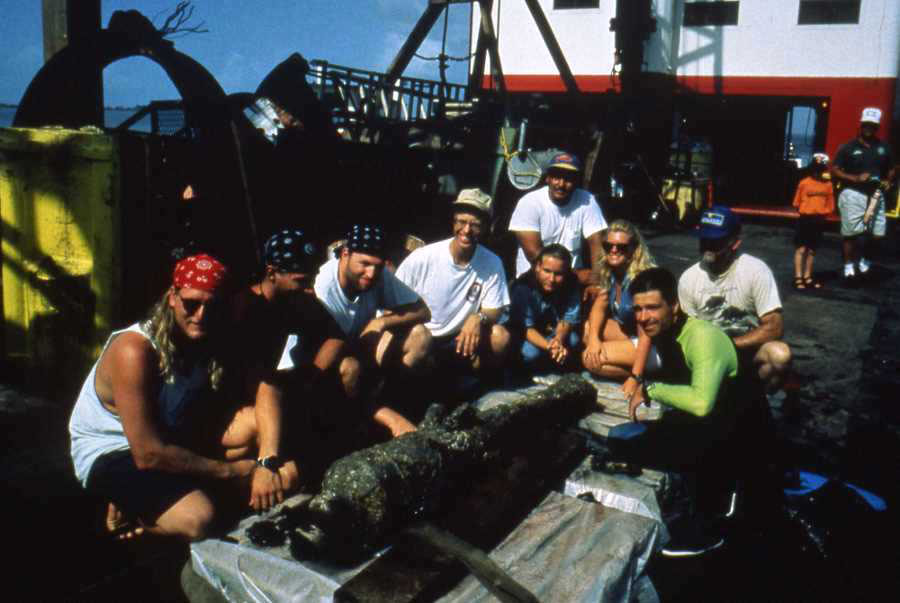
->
<box><xmin>307</xmin><ymin>60</ymin><xmax>473</xmax><ymax>141</ymax></box>
<box><xmin>113</xmin><ymin>100</ymin><xmax>187</xmax><ymax>136</ymax></box>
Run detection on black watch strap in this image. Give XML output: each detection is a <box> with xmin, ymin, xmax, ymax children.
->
<box><xmin>256</xmin><ymin>455</ymin><xmax>284</xmax><ymax>471</ymax></box>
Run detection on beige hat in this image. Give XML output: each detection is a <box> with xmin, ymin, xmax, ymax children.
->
<box><xmin>860</xmin><ymin>107</ymin><xmax>882</xmax><ymax>125</ymax></box>
<box><xmin>453</xmin><ymin>188</ymin><xmax>493</xmax><ymax>217</ymax></box>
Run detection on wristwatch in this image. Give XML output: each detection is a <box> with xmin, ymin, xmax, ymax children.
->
<box><xmin>629</xmin><ymin>373</ymin><xmax>645</xmax><ymax>385</ymax></box>
<box><xmin>256</xmin><ymin>455</ymin><xmax>284</xmax><ymax>472</ymax></box>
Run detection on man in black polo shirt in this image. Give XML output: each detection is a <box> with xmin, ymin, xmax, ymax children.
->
<box><xmin>832</xmin><ymin>107</ymin><xmax>895</xmax><ymax>281</ymax></box>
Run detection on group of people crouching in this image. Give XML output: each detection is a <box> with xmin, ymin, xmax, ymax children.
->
<box><xmin>69</xmin><ymin>151</ymin><xmax>791</xmax><ymax>557</ymax></box>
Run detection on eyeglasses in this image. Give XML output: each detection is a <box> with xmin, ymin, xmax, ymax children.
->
<box><xmin>602</xmin><ymin>241</ymin><xmax>633</xmax><ymax>253</ymax></box>
<box><xmin>454</xmin><ymin>218</ymin><xmax>484</xmax><ymax>232</ymax></box>
<box><xmin>177</xmin><ymin>294</ymin><xmax>220</xmax><ymax>317</ymax></box>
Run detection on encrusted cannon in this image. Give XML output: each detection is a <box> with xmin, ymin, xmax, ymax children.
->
<box><xmin>251</xmin><ymin>375</ymin><xmax>597</xmax><ymax>562</ymax></box>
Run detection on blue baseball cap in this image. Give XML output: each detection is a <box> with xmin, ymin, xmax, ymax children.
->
<box><xmin>547</xmin><ymin>152</ymin><xmax>582</xmax><ymax>173</ymax></box>
<box><xmin>698</xmin><ymin>206</ymin><xmax>741</xmax><ymax>240</ymax></box>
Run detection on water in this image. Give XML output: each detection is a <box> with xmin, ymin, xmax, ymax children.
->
<box><xmin>0</xmin><ymin>106</ymin><xmax>150</xmax><ymax>130</ymax></box>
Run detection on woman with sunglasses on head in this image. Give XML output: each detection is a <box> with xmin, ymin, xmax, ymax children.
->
<box><xmin>582</xmin><ymin>220</ymin><xmax>659</xmax><ymax>395</ymax></box>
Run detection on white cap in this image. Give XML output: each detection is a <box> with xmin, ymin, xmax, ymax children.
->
<box><xmin>453</xmin><ymin>188</ymin><xmax>493</xmax><ymax>217</ymax></box>
<box><xmin>860</xmin><ymin>107</ymin><xmax>882</xmax><ymax>125</ymax></box>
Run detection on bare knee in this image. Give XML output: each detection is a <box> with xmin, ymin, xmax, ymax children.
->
<box><xmin>489</xmin><ymin>324</ymin><xmax>511</xmax><ymax>356</ymax></box>
<box><xmin>156</xmin><ymin>491</ymin><xmax>215</xmax><ymax>542</ymax></box>
<box><xmin>758</xmin><ymin>341</ymin><xmax>791</xmax><ymax>373</ymax></box>
<box><xmin>221</xmin><ymin>405</ymin><xmax>258</xmax><ymax>454</ymax></box>
<box><xmin>402</xmin><ymin>324</ymin><xmax>432</xmax><ymax>368</ymax></box>
<box><xmin>339</xmin><ymin>356</ymin><xmax>361</xmax><ymax>397</ymax></box>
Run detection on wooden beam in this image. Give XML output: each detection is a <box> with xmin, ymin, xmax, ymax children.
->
<box><xmin>41</xmin><ymin>0</ymin><xmax>68</xmax><ymax>63</ymax></box>
<box><xmin>384</xmin><ymin>3</ymin><xmax>446</xmax><ymax>85</ymax></box>
<box><xmin>476</xmin><ymin>0</ymin><xmax>506</xmax><ymax>98</ymax></box>
<box><xmin>40</xmin><ymin>0</ymin><xmax>103</xmax><ymax>126</ymax></box>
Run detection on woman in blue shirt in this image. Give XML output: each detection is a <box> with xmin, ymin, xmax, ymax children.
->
<box><xmin>582</xmin><ymin>220</ymin><xmax>658</xmax><ymax>392</ymax></box>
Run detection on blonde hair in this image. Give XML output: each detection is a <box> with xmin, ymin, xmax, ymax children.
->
<box><xmin>142</xmin><ymin>289</ymin><xmax>224</xmax><ymax>391</ymax></box>
<box><xmin>591</xmin><ymin>219</ymin><xmax>656</xmax><ymax>288</ymax></box>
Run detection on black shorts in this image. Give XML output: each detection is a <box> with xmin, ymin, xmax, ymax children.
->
<box><xmin>86</xmin><ymin>449</ymin><xmax>203</xmax><ymax>522</ymax></box>
<box><xmin>794</xmin><ymin>215</ymin><xmax>825</xmax><ymax>249</ymax></box>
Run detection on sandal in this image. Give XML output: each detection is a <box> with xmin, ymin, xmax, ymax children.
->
<box><xmin>793</xmin><ymin>277</ymin><xmax>806</xmax><ymax>290</ymax></box>
<box><xmin>804</xmin><ymin>277</ymin><xmax>823</xmax><ymax>289</ymax></box>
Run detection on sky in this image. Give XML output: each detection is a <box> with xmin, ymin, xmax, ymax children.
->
<box><xmin>0</xmin><ymin>1</ymin><xmax>475</xmax><ymax>106</ymax></box>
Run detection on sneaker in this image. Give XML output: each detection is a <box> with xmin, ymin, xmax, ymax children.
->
<box><xmin>661</xmin><ymin>516</ymin><xmax>726</xmax><ymax>558</ymax></box>
<box><xmin>843</xmin><ymin>264</ymin><xmax>856</xmax><ymax>279</ymax></box>
<box><xmin>858</xmin><ymin>258</ymin><xmax>871</xmax><ymax>274</ymax></box>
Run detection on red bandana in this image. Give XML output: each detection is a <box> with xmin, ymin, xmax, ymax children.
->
<box><xmin>172</xmin><ymin>254</ymin><xmax>228</xmax><ymax>292</ymax></box>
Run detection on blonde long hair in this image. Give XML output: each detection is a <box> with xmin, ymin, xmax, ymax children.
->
<box><xmin>142</xmin><ymin>289</ymin><xmax>224</xmax><ymax>391</ymax></box>
<box><xmin>591</xmin><ymin>219</ymin><xmax>656</xmax><ymax>288</ymax></box>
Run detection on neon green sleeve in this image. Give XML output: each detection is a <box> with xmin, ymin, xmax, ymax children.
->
<box><xmin>646</xmin><ymin>317</ymin><xmax>738</xmax><ymax>417</ymax></box>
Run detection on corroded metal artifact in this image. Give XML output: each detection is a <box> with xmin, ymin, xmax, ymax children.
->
<box><xmin>275</xmin><ymin>375</ymin><xmax>596</xmax><ymax>562</ymax></box>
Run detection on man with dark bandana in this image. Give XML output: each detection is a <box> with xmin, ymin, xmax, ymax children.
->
<box><xmin>313</xmin><ymin>224</ymin><xmax>431</xmax><ymax>436</ymax></box>
<box><xmin>229</xmin><ymin>230</ymin><xmax>346</xmax><ymax>510</ymax></box>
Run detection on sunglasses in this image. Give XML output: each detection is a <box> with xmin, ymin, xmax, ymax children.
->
<box><xmin>602</xmin><ymin>241</ymin><xmax>633</xmax><ymax>253</ymax></box>
<box><xmin>178</xmin><ymin>294</ymin><xmax>221</xmax><ymax>317</ymax></box>
<box><xmin>699</xmin><ymin>238</ymin><xmax>731</xmax><ymax>253</ymax></box>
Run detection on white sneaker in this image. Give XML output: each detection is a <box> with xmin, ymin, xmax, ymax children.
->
<box><xmin>844</xmin><ymin>264</ymin><xmax>856</xmax><ymax>278</ymax></box>
<box><xmin>858</xmin><ymin>258</ymin><xmax>871</xmax><ymax>274</ymax></box>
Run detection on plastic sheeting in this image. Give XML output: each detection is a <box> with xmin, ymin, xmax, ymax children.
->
<box><xmin>191</xmin><ymin>494</ymin><xmax>383</xmax><ymax>602</ymax></box>
<box><xmin>564</xmin><ymin>457</ymin><xmax>670</xmax><ymax>523</ymax></box>
<box><xmin>190</xmin><ymin>490</ymin><xmax>665</xmax><ymax>603</ymax></box>
<box><xmin>440</xmin><ymin>492</ymin><xmax>663</xmax><ymax>603</ymax></box>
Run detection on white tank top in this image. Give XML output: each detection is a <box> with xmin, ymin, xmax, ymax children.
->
<box><xmin>68</xmin><ymin>323</ymin><xmax>147</xmax><ymax>487</ymax></box>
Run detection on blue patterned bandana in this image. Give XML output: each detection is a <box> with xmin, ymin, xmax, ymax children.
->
<box><xmin>263</xmin><ymin>229</ymin><xmax>319</xmax><ymax>273</ymax></box>
<box><xmin>345</xmin><ymin>224</ymin><xmax>386</xmax><ymax>258</ymax></box>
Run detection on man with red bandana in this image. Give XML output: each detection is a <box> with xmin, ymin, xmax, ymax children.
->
<box><xmin>69</xmin><ymin>254</ymin><xmax>267</xmax><ymax>541</ymax></box>
<box><xmin>508</xmin><ymin>152</ymin><xmax>608</xmax><ymax>288</ymax></box>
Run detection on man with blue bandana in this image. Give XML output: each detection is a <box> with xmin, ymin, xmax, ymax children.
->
<box><xmin>313</xmin><ymin>224</ymin><xmax>431</xmax><ymax>436</ymax></box>
<box><xmin>230</xmin><ymin>229</ymin><xmax>346</xmax><ymax>510</ymax></box>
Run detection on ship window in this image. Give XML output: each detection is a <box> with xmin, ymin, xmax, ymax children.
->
<box><xmin>683</xmin><ymin>2</ymin><xmax>739</xmax><ymax>27</ymax></box>
<box><xmin>798</xmin><ymin>1</ymin><xmax>860</xmax><ymax>25</ymax></box>
<box><xmin>553</xmin><ymin>0</ymin><xmax>600</xmax><ymax>9</ymax></box>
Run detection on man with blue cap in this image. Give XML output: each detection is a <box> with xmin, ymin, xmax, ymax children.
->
<box><xmin>508</xmin><ymin>151</ymin><xmax>608</xmax><ymax>289</ymax></box>
<box><xmin>677</xmin><ymin>206</ymin><xmax>791</xmax><ymax>392</ymax></box>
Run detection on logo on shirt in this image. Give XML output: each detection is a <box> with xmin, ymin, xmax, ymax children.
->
<box><xmin>466</xmin><ymin>281</ymin><xmax>483</xmax><ymax>302</ymax></box>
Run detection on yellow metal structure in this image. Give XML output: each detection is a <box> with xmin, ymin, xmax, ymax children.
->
<box><xmin>661</xmin><ymin>178</ymin><xmax>709</xmax><ymax>223</ymax></box>
<box><xmin>0</xmin><ymin>127</ymin><xmax>120</xmax><ymax>385</ymax></box>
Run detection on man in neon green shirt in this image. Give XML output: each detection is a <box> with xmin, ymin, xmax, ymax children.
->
<box><xmin>622</xmin><ymin>267</ymin><xmax>777</xmax><ymax>557</ymax></box>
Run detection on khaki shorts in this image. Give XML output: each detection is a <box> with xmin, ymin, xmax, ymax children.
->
<box><xmin>839</xmin><ymin>187</ymin><xmax>886</xmax><ymax>237</ymax></box>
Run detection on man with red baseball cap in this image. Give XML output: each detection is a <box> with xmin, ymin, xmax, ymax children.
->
<box><xmin>69</xmin><ymin>253</ymin><xmax>267</xmax><ymax>541</ymax></box>
<box><xmin>508</xmin><ymin>151</ymin><xmax>608</xmax><ymax>290</ymax></box>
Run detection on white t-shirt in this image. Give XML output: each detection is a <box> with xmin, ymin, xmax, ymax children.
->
<box><xmin>508</xmin><ymin>186</ymin><xmax>608</xmax><ymax>277</ymax></box>
<box><xmin>395</xmin><ymin>238</ymin><xmax>510</xmax><ymax>338</ymax></box>
<box><xmin>678</xmin><ymin>253</ymin><xmax>782</xmax><ymax>338</ymax></box>
<box><xmin>314</xmin><ymin>257</ymin><xmax>420</xmax><ymax>338</ymax></box>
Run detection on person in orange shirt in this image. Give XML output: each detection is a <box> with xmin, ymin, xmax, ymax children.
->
<box><xmin>792</xmin><ymin>154</ymin><xmax>835</xmax><ymax>289</ymax></box>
